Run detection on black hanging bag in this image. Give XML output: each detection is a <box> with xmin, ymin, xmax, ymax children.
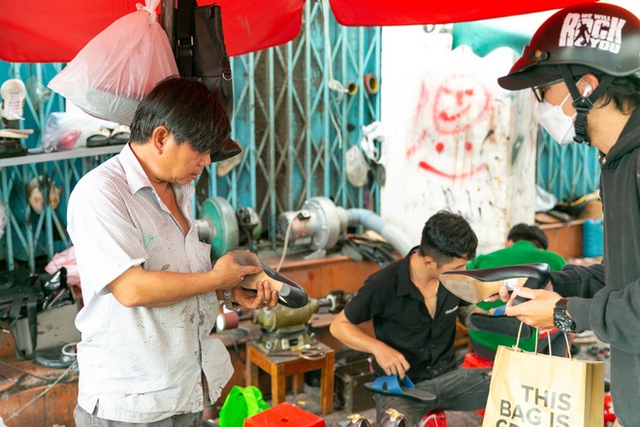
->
<box><xmin>175</xmin><ymin>0</ymin><xmax>241</xmax><ymax>161</ymax></box>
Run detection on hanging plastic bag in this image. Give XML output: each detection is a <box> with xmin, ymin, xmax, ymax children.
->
<box><xmin>218</xmin><ymin>385</ymin><xmax>269</xmax><ymax>427</ymax></box>
<box><xmin>48</xmin><ymin>0</ymin><xmax>178</xmax><ymax>125</ymax></box>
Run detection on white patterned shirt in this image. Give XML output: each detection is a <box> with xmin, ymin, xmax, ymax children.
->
<box><xmin>67</xmin><ymin>144</ymin><xmax>232</xmax><ymax>423</ymax></box>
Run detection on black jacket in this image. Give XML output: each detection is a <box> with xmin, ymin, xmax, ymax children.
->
<box><xmin>552</xmin><ymin>106</ymin><xmax>640</xmax><ymax>426</ymax></box>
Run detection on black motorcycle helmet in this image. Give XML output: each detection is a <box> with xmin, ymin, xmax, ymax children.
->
<box><xmin>498</xmin><ymin>3</ymin><xmax>640</xmax><ymax>144</ymax></box>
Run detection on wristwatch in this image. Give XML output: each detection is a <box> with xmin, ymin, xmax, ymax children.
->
<box><xmin>553</xmin><ymin>298</ymin><xmax>576</xmax><ymax>333</ymax></box>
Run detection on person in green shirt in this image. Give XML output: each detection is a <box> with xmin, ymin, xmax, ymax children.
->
<box><xmin>466</xmin><ymin>223</ymin><xmax>566</xmax><ymax>359</ymax></box>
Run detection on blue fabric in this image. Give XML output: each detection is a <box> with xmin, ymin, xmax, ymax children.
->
<box><xmin>452</xmin><ymin>22</ymin><xmax>532</xmax><ymax>57</ymax></box>
<box><xmin>371</xmin><ymin>374</ymin><xmax>414</xmax><ymax>395</ymax></box>
<box><xmin>492</xmin><ymin>305</ymin><xmax>506</xmax><ymax>316</ymax></box>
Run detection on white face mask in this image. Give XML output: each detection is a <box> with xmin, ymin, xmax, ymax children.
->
<box><xmin>535</xmin><ymin>82</ymin><xmax>592</xmax><ymax>146</ymax></box>
<box><xmin>535</xmin><ymin>91</ymin><xmax>577</xmax><ymax>146</ymax></box>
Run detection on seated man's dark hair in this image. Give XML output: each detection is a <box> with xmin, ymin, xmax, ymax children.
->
<box><xmin>507</xmin><ymin>223</ymin><xmax>548</xmax><ymax>250</ymax></box>
<box><xmin>129</xmin><ymin>76</ymin><xmax>231</xmax><ymax>155</ymax></box>
<box><xmin>419</xmin><ymin>210</ymin><xmax>477</xmax><ymax>266</ymax></box>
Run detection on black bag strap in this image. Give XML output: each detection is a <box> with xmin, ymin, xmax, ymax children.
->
<box><xmin>13</xmin><ymin>291</ymin><xmax>39</xmax><ymax>359</ymax></box>
<box><xmin>636</xmin><ymin>148</ymin><xmax>640</xmax><ymax>200</ymax></box>
<box><xmin>7</xmin><ymin>293</ymin><xmax>26</xmax><ymax>328</ymax></box>
<box><xmin>176</xmin><ymin>0</ymin><xmax>197</xmax><ymax>77</ymax></box>
<box><xmin>193</xmin><ymin>5</ymin><xmax>232</xmax><ymax>82</ymax></box>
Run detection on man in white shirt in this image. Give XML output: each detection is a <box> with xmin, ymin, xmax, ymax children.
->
<box><xmin>68</xmin><ymin>76</ymin><xmax>277</xmax><ymax>426</ymax></box>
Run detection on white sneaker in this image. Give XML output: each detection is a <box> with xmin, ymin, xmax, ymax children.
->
<box><xmin>1</xmin><ymin>79</ymin><xmax>27</xmax><ymax>121</ymax></box>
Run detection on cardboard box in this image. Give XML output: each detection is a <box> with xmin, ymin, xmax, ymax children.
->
<box><xmin>334</xmin><ymin>359</ymin><xmax>375</xmax><ymax>413</ymax></box>
<box><xmin>12</xmin><ymin>300</ymin><xmax>80</xmax><ymax>359</ymax></box>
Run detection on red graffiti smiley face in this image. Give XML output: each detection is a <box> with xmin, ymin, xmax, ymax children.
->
<box><xmin>408</xmin><ymin>74</ymin><xmax>492</xmax><ymax>180</ymax></box>
<box><xmin>433</xmin><ymin>74</ymin><xmax>491</xmax><ymax>135</ymax></box>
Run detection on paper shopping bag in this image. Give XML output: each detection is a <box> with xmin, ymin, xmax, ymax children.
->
<box><xmin>482</xmin><ymin>345</ymin><xmax>604</xmax><ymax>427</ymax></box>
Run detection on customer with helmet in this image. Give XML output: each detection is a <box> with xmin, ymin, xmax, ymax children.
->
<box><xmin>496</xmin><ymin>4</ymin><xmax>640</xmax><ymax>426</ymax></box>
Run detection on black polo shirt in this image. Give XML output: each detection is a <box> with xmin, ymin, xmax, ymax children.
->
<box><xmin>344</xmin><ymin>247</ymin><xmax>469</xmax><ymax>382</ymax></box>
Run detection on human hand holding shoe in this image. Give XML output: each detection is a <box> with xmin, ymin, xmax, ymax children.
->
<box><xmin>373</xmin><ymin>343</ymin><xmax>411</xmax><ymax>380</ymax></box>
<box><xmin>503</xmin><ymin>286</ymin><xmax>562</xmax><ymax>330</ymax></box>
<box><xmin>211</xmin><ymin>251</ymin><xmax>263</xmax><ymax>290</ymax></box>
<box><xmin>495</xmin><ymin>278</ymin><xmax>555</xmax><ymax>302</ymax></box>
<box><xmin>231</xmin><ymin>280</ymin><xmax>278</xmax><ymax>309</ymax></box>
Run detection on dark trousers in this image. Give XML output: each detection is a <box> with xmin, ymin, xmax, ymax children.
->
<box><xmin>373</xmin><ymin>367</ymin><xmax>491</xmax><ymax>426</ymax></box>
<box><xmin>74</xmin><ymin>404</ymin><xmax>203</xmax><ymax>427</ymax></box>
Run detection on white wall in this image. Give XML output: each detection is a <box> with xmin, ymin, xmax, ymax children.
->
<box><xmin>379</xmin><ymin>26</ymin><xmax>537</xmax><ymax>254</ymax></box>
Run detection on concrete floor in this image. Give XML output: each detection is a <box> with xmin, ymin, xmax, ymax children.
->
<box><xmin>209</xmin><ymin>331</ymin><xmax>609</xmax><ymax>427</ymax></box>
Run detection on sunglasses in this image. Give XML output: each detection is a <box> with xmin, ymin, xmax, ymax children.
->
<box><xmin>531</xmin><ymin>78</ymin><xmax>564</xmax><ymax>102</ymax></box>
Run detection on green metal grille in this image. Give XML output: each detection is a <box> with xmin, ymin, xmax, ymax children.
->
<box><xmin>536</xmin><ymin>129</ymin><xmax>601</xmax><ymax>202</ymax></box>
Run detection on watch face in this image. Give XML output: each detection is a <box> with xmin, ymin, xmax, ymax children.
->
<box><xmin>553</xmin><ymin>317</ymin><xmax>576</xmax><ymax>334</ymax></box>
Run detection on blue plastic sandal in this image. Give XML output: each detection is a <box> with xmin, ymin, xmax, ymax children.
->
<box><xmin>364</xmin><ymin>374</ymin><xmax>436</xmax><ymax>402</ymax></box>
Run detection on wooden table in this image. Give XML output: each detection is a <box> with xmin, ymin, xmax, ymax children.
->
<box><xmin>245</xmin><ymin>341</ymin><xmax>335</xmax><ymax>414</ymax></box>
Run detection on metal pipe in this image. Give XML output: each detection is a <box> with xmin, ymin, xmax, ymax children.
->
<box><xmin>346</xmin><ymin>208</ymin><xmax>414</xmax><ymax>256</ymax></box>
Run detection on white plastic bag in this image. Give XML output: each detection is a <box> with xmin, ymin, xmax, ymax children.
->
<box><xmin>41</xmin><ymin>109</ymin><xmax>119</xmax><ymax>152</ymax></box>
<box><xmin>48</xmin><ymin>0</ymin><xmax>178</xmax><ymax>125</ymax></box>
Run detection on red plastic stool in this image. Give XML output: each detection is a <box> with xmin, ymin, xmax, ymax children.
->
<box><xmin>604</xmin><ymin>394</ymin><xmax>616</xmax><ymax>426</ymax></box>
<box><xmin>461</xmin><ymin>352</ymin><xmax>494</xmax><ymax>369</ymax></box>
<box><xmin>419</xmin><ymin>410</ymin><xmax>447</xmax><ymax>427</ymax></box>
<box><xmin>244</xmin><ymin>402</ymin><xmax>325</xmax><ymax>427</ymax></box>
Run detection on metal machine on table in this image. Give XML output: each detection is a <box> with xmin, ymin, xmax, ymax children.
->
<box><xmin>251</xmin><ymin>299</ymin><xmax>322</xmax><ymax>354</ymax></box>
<box><xmin>216</xmin><ymin>290</ymin><xmax>353</xmax><ymax>354</ymax></box>
<box><xmin>194</xmin><ymin>195</ymin><xmax>347</xmax><ymax>260</ymax></box>
<box><xmin>195</xmin><ymin>195</ymin><xmax>413</xmax><ymax>261</ymax></box>
<box><xmin>194</xmin><ymin>196</ymin><xmax>262</xmax><ymax>258</ymax></box>
<box><xmin>277</xmin><ymin>196</ymin><xmax>413</xmax><ymax>258</ymax></box>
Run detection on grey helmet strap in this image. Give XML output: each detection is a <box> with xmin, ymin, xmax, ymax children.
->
<box><xmin>558</xmin><ymin>65</ymin><xmax>614</xmax><ymax>145</ymax></box>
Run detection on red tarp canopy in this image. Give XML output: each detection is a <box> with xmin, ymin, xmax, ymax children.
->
<box><xmin>0</xmin><ymin>0</ymin><xmax>598</xmax><ymax>63</ymax></box>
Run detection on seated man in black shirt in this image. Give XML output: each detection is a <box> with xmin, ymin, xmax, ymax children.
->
<box><xmin>330</xmin><ymin>211</ymin><xmax>491</xmax><ymax>425</ymax></box>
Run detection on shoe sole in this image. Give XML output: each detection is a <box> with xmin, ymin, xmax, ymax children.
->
<box><xmin>439</xmin><ymin>274</ymin><xmax>530</xmax><ymax>303</ymax></box>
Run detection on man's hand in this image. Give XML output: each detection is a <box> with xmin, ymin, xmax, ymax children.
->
<box><xmin>212</xmin><ymin>251</ymin><xmax>263</xmax><ymax>290</ymax></box>
<box><xmin>372</xmin><ymin>343</ymin><xmax>411</xmax><ymax>380</ymax></box>
<box><xmin>493</xmin><ymin>279</ymin><xmax>555</xmax><ymax>303</ymax></box>
<box><xmin>503</xmin><ymin>287</ymin><xmax>562</xmax><ymax>331</ymax></box>
<box><xmin>231</xmin><ymin>280</ymin><xmax>278</xmax><ymax>309</ymax></box>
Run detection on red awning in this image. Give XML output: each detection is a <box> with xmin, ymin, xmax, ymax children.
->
<box><xmin>0</xmin><ymin>0</ymin><xmax>598</xmax><ymax>63</ymax></box>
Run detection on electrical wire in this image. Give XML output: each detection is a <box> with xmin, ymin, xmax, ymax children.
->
<box><xmin>418</xmin><ymin>413</ymin><xmax>439</xmax><ymax>427</ymax></box>
<box><xmin>0</xmin><ymin>359</ymin><xmax>49</xmax><ymax>381</ymax></box>
<box><xmin>61</xmin><ymin>341</ymin><xmax>78</xmax><ymax>357</ymax></box>
<box><xmin>226</xmin><ymin>329</ymin><xmax>246</xmax><ymax>365</ymax></box>
<box><xmin>276</xmin><ymin>211</ymin><xmax>300</xmax><ymax>272</ymax></box>
<box><xmin>4</xmin><ymin>359</ymin><xmax>78</xmax><ymax>423</ymax></box>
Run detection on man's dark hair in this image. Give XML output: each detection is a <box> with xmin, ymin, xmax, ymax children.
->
<box><xmin>566</xmin><ymin>67</ymin><xmax>640</xmax><ymax>114</ymax></box>
<box><xmin>129</xmin><ymin>76</ymin><xmax>231</xmax><ymax>155</ymax></box>
<box><xmin>594</xmin><ymin>74</ymin><xmax>640</xmax><ymax>114</ymax></box>
<box><xmin>507</xmin><ymin>223</ymin><xmax>548</xmax><ymax>250</ymax></box>
<box><xmin>418</xmin><ymin>211</ymin><xmax>477</xmax><ymax>266</ymax></box>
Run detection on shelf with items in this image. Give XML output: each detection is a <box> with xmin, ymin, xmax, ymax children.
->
<box><xmin>0</xmin><ymin>145</ymin><xmax>124</xmax><ymax>272</ymax></box>
<box><xmin>0</xmin><ymin>144</ymin><xmax>123</xmax><ymax>168</ymax></box>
